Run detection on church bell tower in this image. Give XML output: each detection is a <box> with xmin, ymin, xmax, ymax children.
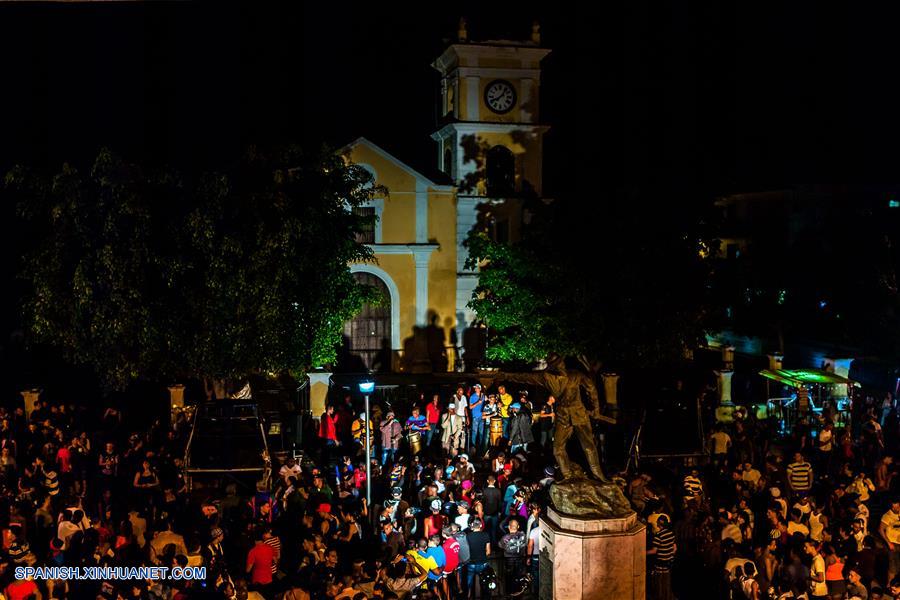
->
<box><xmin>431</xmin><ymin>19</ymin><xmax>551</xmax><ymax>367</ymax></box>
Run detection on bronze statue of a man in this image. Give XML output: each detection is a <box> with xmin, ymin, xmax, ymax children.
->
<box><xmin>494</xmin><ymin>354</ymin><xmax>607</xmax><ymax>482</ymax></box>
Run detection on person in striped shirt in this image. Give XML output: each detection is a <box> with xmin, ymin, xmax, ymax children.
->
<box><xmin>787</xmin><ymin>452</ymin><xmax>814</xmax><ymax>494</ymax></box>
<box><xmin>648</xmin><ymin>514</ymin><xmax>676</xmax><ymax>600</ymax></box>
<box><xmin>682</xmin><ymin>469</ymin><xmax>703</xmax><ymax>508</ymax></box>
<box><xmin>262</xmin><ymin>526</ymin><xmax>281</xmax><ymax>577</ymax></box>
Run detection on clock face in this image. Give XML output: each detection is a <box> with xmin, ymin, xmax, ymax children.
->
<box><xmin>484</xmin><ymin>80</ymin><xmax>517</xmax><ymax>114</ymax></box>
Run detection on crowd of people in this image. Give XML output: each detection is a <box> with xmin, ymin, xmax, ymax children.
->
<box><xmin>0</xmin><ymin>378</ymin><xmax>898</xmax><ymax>600</ymax></box>
<box><xmin>0</xmin><ymin>383</ymin><xmax>560</xmax><ymax>600</ymax></box>
<box><xmin>638</xmin><ymin>388</ymin><xmax>900</xmax><ymax>600</ymax></box>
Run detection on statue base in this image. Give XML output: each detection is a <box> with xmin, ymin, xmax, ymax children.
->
<box><xmin>539</xmin><ymin>506</ymin><xmax>646</xmax><ymax>600</ymax></box>
<box><xmin>548</xmin><ymin>477</ymin><xmax>633</xmax><ymax>518</ymax></box>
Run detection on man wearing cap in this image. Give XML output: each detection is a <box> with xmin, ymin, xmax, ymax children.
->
<box><xmin>468</xmin><ymin>384</ymin><xmax>485</xmax><ymax>454</ymax></box>
<box><xmin>441</xmin><ymin>402</ymin><xmax>464</xmax><ymax>455</ymax></box>
<box><xmin>456</xmin><ymin>454</ymin><xmax>475</xmax><ymax>479</ymax></box>
<box><xmin>455</xmin><ymin>500</ymin><xmax>471</xmax><ymax>531</ymax></box>
<box><xmin>426</xmin><ymin>498</ymin><xmax>449</xmax><ymax>539</ymax></box>
<box><xmin>203</xmin><ymin>527</ymin><xmax>226</xmax><ymax>574</ymax></box>
<box><xmin>379</xmin><ymin>410</ymin><xmax>402</xmax><ymax>465</ymax></box>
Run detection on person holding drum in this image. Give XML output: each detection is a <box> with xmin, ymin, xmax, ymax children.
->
<box><xmin>405</xmin><ymin>406</ymin><xmax>429</xmax><ymax>456</ymax></box>
<box><xmin>482</xmin><ymin>395</ymin><xmax>503</xmax><ymax>451</ymax></box>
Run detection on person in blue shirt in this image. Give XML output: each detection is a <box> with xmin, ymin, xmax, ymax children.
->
<box><xmin>468</xmin><ymin>384</ymin><xmax>485</xmax><ymax>454</ymax></box>
<box><xmin>503</xmin><ymin>479</ymin><xmax>519</xmax><ymax>517</ymax></box>
<box><xmin>405</xmin><ymin>406</ymin><xmax>429</xmax><ymax>433</ymax></box>
<box><xmin>422</xmin><ymin>534</ymin><xmax>447</xmax><ymax>585</ymax></box>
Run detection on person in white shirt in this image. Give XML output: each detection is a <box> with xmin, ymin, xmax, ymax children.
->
<box><xmin>455</xmin><ymin>501</ymin><xmax>470</xmax><ymax>531</ymax></box>
<box><xmin>741</xmin><ymin>462</ymin><xmax>762</xmax><ymax>486</ymax></box>
<box><xmin>804</xmin><ymin>540</ymin><xmax>828</xmax><ymax>599</ymax></box>
<box><xmin>818</xmin><ymin>421</ymin><xmax>835</xmax><ymax>474</ymax></box>
<box><xmin>278</xmin><ymin>456</ymin><xmax>302</xmax><ymax>487</ymax></box>
<box><xmin>57</xmin><ymin>510</ymin><xmax>86</xmax><ymax>551</ymax></box>
<box><xmin>881</xmin><ymin>500</ymin><xmax>900</xmax><ymax>584</ymax></box>
<box><xmin>454</xmin><ymin>392</ymin><xmax>468</xmax><ymax>419</ymax></box>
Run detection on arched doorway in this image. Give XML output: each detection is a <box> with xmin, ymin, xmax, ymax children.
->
<box><xmin>342</xmin><ymin>272</ymin><xmax>392</xmax><ymax>371</ymax></box>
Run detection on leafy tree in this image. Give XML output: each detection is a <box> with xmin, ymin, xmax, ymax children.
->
<box><xmin>7</xmin><ymin>146</ymin><xmax>381</xmax><ymax>390</ymax></box>
<box><xmin>465</xmin><ymin>187</ymin><xmax>720</xmax><ymax>371</ymax></box>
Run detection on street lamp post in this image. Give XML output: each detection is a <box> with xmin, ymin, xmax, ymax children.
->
<box><xmin>358</xmin><ymin>380</ymin><xmax>375</xmax><ymax>508</ymax></box>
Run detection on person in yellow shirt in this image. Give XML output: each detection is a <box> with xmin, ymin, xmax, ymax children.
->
<box><xmin>498</xmin><ymin>385</ymin><xmax>513</xmax><ymax>439</ymax></box>
<box><xmin>406</xmin><ymin>539</ymin><xmax>441</xmax><ymax>591</ymax></box>
<box><xmin>351</xmin><ymin>413</ymin><xmax>374</xmax><ymax>456</ymax></box>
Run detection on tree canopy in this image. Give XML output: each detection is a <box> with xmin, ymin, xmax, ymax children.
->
<box><xmin>7</xmin><ymin>146</ymin><xmax>381</xmax><ymax>389</ymax></box>
<box><xmin>465</xmin><ymin>188</ymin><xmax>720</xmax><ymax>370</ymax></box>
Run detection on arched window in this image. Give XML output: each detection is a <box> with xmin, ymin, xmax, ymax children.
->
<box><xmin>485</xmin><ymin>145</ymin><xmax>515</xmax><ymax>196</ymax></box>
<box><xmin>446</xmin><ymin>82</ymin><xmax>455</xmax><ymax>115</ymax></box>
<box><xmin>342</xmin><ymin>272</ymin><xmax>391</xmax><ymax>371</ymax></box>
<box><xmin>443</xmin><ymin>146</ymin><xmax>453</xmax><ymax>175</ymax></box>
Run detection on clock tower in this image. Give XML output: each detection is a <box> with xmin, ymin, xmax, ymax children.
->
<box><xmin>431</xmin><ymin>21</ymin><xmax>551</xmax><ymax>367</ymax></box>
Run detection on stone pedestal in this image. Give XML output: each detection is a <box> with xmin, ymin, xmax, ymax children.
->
<box><xmin>539</xmin><ymin>507</ymin><xmax>645</xmax><ymax>600</ymax></box>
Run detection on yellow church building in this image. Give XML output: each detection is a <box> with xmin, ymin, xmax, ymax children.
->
<box><xmin>340</xmin><ymin>24</ymin><xmax>550</xmax><ymax>373</ymax></box>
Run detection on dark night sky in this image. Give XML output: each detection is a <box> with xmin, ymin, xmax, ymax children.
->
<box><xmin>2</xmin><ymin>1</ymin><xmax>900</xmax><ymax>335</ymax></box>
<box><xmin>3</xmin><ymin>2</ymin><xmax>900</xmax><ymax>190</ymax></box>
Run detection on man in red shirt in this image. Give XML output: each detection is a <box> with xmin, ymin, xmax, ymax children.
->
<box><xmin>5</xmin><ymin>577</ymin><xmax>39</xmax><ymax>600</ymax></box>
<box><xmin>246</xmin><ymin>528</ymin><xmax>277</xmax><ymax>595</ymax></box>
<box><xmin>318</xmin><ymin>405</ymin><xmax>339</xmax><ymax>446</ymax></box>
<box><xmin>426</xmin><ymin>394</ymin><xmax>441</xmax><ymax>449</ymax></box>
<box><xmin>442</xmin><ymin>525</ymin><xmax>461</xmax><ymax>599</ymax></box>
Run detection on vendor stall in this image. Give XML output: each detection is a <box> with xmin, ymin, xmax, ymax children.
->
<box><xmin>757</xmin><ymin>368</ymin><xmax>859</xmax><ymax>432</ymax></box>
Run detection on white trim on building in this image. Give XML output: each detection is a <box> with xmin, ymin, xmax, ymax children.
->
<box><xmin>342</xmin><ymin>137</ymin><xmax>454</xmax><ymax>192</ymax></box>
<box><xmin>349</xmin><ymin>264</ymin><xmax>402</xmax><ymax>351</ymax></box>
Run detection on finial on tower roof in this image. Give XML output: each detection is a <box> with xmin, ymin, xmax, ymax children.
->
<box><xmin>458</xmin><ymin>17</ymin><xmax>468</xmax><ymax>42</ymax></box>
<box><xmin>531</xmin><ymin>20</ymin><xmax>541</xmax><ymax>45</ymax></box>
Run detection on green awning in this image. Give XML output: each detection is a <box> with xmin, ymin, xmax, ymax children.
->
<box><xmin>759</xmin><ymin>368</ymin><xmax>859</xmax><ymax>387</ymax></box>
